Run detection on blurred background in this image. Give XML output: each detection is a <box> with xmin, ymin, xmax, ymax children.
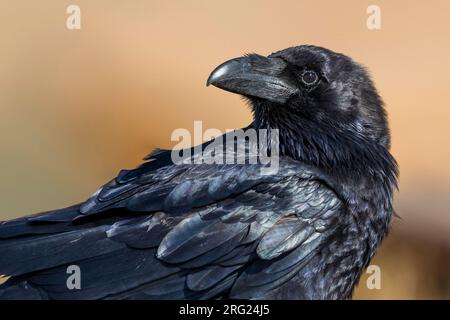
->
<box><xmin>1</xmin><ymin>0</ymin><xmax>450</xmax><ymax>299</ymax></box>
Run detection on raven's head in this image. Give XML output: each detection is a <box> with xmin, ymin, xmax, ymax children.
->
<box><xmin>208</xmin><ymin>45</ymin><xmax>396</xmax><ymax>176</ymax></box>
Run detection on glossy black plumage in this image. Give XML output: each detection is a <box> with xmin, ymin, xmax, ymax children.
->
<box><xmin>0</xmin><ymin>45</ymin><xmax>398</xmax><ymax>300</ymax></box>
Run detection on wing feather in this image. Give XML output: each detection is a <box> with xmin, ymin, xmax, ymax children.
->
<box><xmin>0</xmin><ymin>145</ymin><xmax>344</xmax><ymax>300</ymax></box>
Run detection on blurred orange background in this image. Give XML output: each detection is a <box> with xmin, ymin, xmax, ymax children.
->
<box><xmin>1</xmin><ymin>0</ymin><xmax>449</xmax><ymax>299</ymax></box>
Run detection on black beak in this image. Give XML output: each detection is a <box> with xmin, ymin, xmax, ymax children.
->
<box><xmin>207</xmin><ymin>54</ymin><xmax>299</xmax><ymax>104</ymax></box>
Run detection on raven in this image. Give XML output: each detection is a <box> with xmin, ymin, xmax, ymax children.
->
<box><xmin>0</xmin><ymin>45</ymin><xmax>397</xmax><ymax>300</ymax></box>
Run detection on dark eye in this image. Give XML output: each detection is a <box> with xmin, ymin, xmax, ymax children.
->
<box><xmin>301</xmin><ymin>70</ymin><xmax>319</xmax><ymax>86</ymax></box>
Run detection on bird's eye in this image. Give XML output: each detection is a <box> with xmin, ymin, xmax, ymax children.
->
<box><xmin>301</xmin><ymin>70</ymin><xmax>319</xmax><ymax>86</ymax></box>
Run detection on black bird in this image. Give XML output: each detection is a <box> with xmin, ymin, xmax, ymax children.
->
<box><xmin>0</xmin><ymin>45</ymin><xmax>397</xmax><ymax>300</ymax></box>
